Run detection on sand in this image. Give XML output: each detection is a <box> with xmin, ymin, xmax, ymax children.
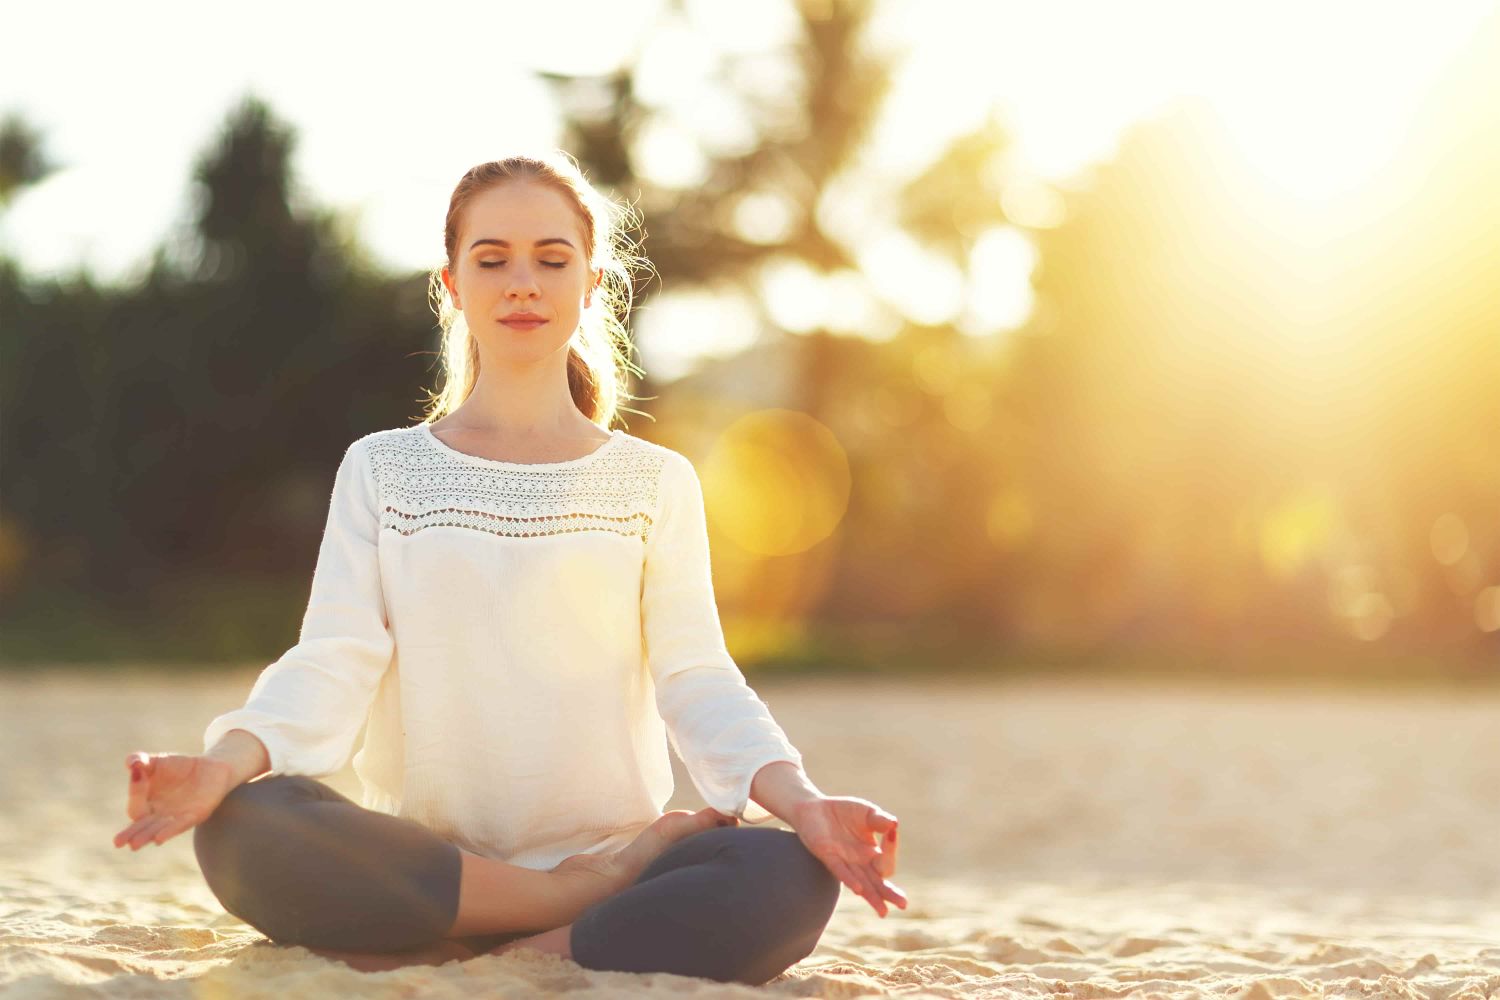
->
<box><xmin>2</xmin><ymin>668</ymin><xmax>1497</xmax><ymax>998</ymax></box>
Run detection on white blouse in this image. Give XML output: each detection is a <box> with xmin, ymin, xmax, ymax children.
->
<box><xmin>202</xmin><ymin>423</ymin><xmax>804</xmax><ymax>870</ymax></box>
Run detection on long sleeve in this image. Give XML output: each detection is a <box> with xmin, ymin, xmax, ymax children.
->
<box><xmin>642</xmin><ymin>450</ymin><xmax>804</xmax><ymax>824</ymax></box>
<box><xmin>202</xmin><ymin>436</ymin><xmax>395</xmax><ymax>778</ymax></box>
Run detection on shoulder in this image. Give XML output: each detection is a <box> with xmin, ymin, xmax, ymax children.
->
<box><xmin>624</xmin><ymin>437</ymin><xmax>710</xmax><ymax>542</ymax></box>
<box><xmin>613</xmin><ymin>431</ymin><xmax>699</xmax><ymax>489</ymax></box>
<box><xmin>345</xmin><ymin>424</ymin><xmax>426</xmax><ymax>472</ymax></box>
<box><xmin>613</xmin><ymin>429</ymin><xmax>687</xmax><ymax>469</ymax></box>
<box><xmin>354</xmin><ymin>425</ymin><xmax>418</xmax><ymax>453</ymax></box>
<box><xmin>330</xmin><ymin>427</ymin><xmax>422</xmax><ymax>495</ymax></box>
<box><xmin>606</xmin><ymin>433</ymin><xmax>705</xmax><ymax>536</ymax></box>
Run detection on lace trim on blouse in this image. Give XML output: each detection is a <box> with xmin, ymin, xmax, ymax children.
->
<box><xmin>365</xmin><ymin>426</ymin><xmax>666</xmax><ymax>542</ymax></box>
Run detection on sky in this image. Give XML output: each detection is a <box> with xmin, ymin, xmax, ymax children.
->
<box><xmin>2</xmin><ymin>0</ymin><xmax>1494</xmax><ymax>380</ymax></box>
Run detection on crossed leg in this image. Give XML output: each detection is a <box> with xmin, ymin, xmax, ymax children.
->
<box><xmin>561</xmin><ymin>824</ymin><xmax>841</xmax><ymax>985</ymax></box>
<box><xmin>193</xmin><ymin>775</ymin><xmax>839</xmax><ymax>984</ymax></box>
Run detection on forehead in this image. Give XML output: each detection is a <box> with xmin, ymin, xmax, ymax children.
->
<box><xmin>460</xmin><ymin>181</ymin><xmax>586</xmax><ymax>249</ymax></box>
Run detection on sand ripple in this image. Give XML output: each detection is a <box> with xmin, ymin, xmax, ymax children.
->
<box><xmin>3</xmin><ymin>670</ymin><xmax>1497</xmax><ymax>997</ymax></box>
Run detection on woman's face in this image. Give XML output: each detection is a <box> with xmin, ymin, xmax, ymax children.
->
<box><xmin>442</xmin><ymin>180</ymin><xmax>599</xmax><ymax>367</ymax></box>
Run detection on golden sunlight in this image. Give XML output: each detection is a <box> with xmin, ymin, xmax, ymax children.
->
<box><xmin>1193</xmin><ymin>1</ymin><xmax>1492</xmax><ymax>208</ymax></box>
<box><xmin>700</xmin><ymin>410</ymin><xmax>852</xmax><ymax>558</ymax></box>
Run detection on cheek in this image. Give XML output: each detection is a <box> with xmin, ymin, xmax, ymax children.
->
<box><xmin>551</xmin><ymin>274</ymin><xmax>589</xmax><ymax>302</ymax></box>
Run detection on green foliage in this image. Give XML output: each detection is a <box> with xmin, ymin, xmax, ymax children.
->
<box><xmin>0</xmin><ymin>111</ymin><xmax>57</xmax><ymax>207</ymax></box>
<box><xmin>2</xmin><ymin>7</ymin><xmax>1497</xmax><ymax>676</ymax></box>
<box><xmin>1</xmin><ymin>95</ymin><xmax>440</xmax><ymax>606</ymax></box>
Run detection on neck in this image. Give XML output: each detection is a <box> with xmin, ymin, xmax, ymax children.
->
<box><xmin>453</xmin><ymin>352</ymin><xmax>593</xmax><ymax>437</ymax></box>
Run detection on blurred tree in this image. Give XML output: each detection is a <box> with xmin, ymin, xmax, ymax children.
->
<box><xmin>547</xmin><ymin>0</ymin><xmax>892</xmax><ymax>401</ymax></box>
<box><xmin>544</xmin><ymin>0</ymin><xmax>1028</xmax><ymax>637</ymax></box>
<box><xmin>1349</xmin><ymin>13</ymin><xmax>1500</xmax><ymax>654</ymax></box>
<box><xmin>0</xmin><ymin>111</ymin><xmax>57</xmax><ymax>209</ymax></box>
<box><xmin>2</xmin><ymin>94</ymin><xmax>434</xmax><ymax>632</ymax></box>
<box><xmin>4</xmin><ymin>9</ymin><xmax>1496</xmax><ymax>668</ymax></box>
<box><xmin>1006</xmin><ymin>71</ymin><xmax>1500</xmax><ymax>657</ymax></box>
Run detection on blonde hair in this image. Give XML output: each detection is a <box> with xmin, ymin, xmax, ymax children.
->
<box><xmin>420</xmin><ymin>151</ymin><xmax>650</xmax><ymax>428</ymax></box>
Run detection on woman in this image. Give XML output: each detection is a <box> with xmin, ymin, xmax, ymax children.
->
<box><xmin>113</xmin><ymin>152</ymin><xmax>905</xmax><ymax>985</ymax></box>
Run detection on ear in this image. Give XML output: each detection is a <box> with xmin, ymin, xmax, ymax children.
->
<box><xmin>585</xmin><ymin>268</ymin><xmax>602</xmax><ymax>308</ymax></box>
<box><xmin>442</xmin><ymin>266</ymin><xmax>462</xmax><ymax>309</ymax></box>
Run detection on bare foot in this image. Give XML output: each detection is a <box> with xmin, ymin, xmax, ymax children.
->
<box><xmin>306</xmin><ymin>938</ymin><xmax>476</xmax><ymax>972</ymax></box>
<box><xmin>472</xmin><ymin>809</ymin><xmax>735</xmax><ymax>963</ymax></box>
<box><xmin>484</xmin><ymin>923</ymin><xmax>574</xmax><ymax>961</ymax></box>
<box><xmin>552</xmin><ymin>807</ymin><xmax>734</xmax><ymax>899</ymax></box>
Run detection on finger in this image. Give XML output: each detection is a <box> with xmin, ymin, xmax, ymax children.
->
<box><xmin>862</xmin><ymin>828</ymin><xmax>904</xmax><ymax>900</ymax></box>
<box><xmin>830</xmin><ymin>824</ymin><xmax>882</xmax><ymax>862</ymax></box>
<box><xmin>128</xmin><ymin>814</ymin><xmax>174</xmax><ymax>851</ymax></box>
<box><xmin>114</xmin><ymin>814</ymin><xmax>158</xmax><ymax>848</ymax></box>
<box><xmin>823</xmin><ymin>856</ymin><xmax>869</xmax><ymax>906</ymax></box>
<box><xmin>848</xmin><ymin>854</ymin><xmax>903</xmax><ymax>916</ymax></box>
<box><xmin>834</xmin><ymin>863</ymin><xmax>876</xmax><ymax>917</ymax></box>
<box><xmin>875</xmin><ymin>872</ymin><xmax>909</xmax><ymax>910</ymax></box>
<box><xmin>124</xmin><ymin>814</ymin><xmax>165</xmax><ymax>850</ymax></box>
<box><xmin>835</xmin><ymin>855</ymin><xmax>889</xmax><ymax>917</ymax></box>
<box><xmin>150</xmin><ymin>815</ymin><xmax>192</xmax><ymax>845</ymax></box>
<box><xmin>115</xmin><ymin>818</ymin><xmax>144</xmax><ymax>848</ymax></box>
<box><xmin>853</xmin><ymin>865</ymin><xmax>891</xmax><ymax>918</ymax></box>
<box><xmin>876</xmin><ymin>824</ymin><xmax>898</xmax><ymax>877</ymax></box>
<box><xmin>132</xmin><ymin>815</ymin><xmax>175</xmax><ymax>851</ymax></box>
<box><xmin>866</xmin><ymin>806</ymin><xmax>899</xmax><ymax>836</ymax></box>
<box><xmin>126</xmin><ymin>756</ymin><xmax>149</xmax><ymax>818</ymax></box>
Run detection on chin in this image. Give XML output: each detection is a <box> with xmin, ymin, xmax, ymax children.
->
<box><xmin>495</xmin><ymin>337</ymin><xmax>573</xmax><ymax>365</ymax></box>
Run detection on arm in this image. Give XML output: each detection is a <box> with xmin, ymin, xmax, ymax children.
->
<box><xmin>748</xmin><ymin>759</ymin><xmax>823</xmax><ymax>821</ymax></box>
<box><xmin>201</xmin><ymin>436</ymin><xmax>396</xmax><ymax>778</ymax></box>
<box><xmin>116</xmin><ymin>729</ymin><xmax>271</xmax><ymax>851</ymax></box>
<box><xmin>643</xmin><ymin>451</ymin><xmax>908</xmax><ymax>918</ymax></box>
<box><xmin>115</xmin><ymin>448</ymin><xmax>390</xmax><ymax>856</ymax></box>
<box><xmin>642</xmin><ymin>451</ymin><xmax>807</xmax><ymax>823</ymax></box>
<box><xmin>205</xmin><ymin>728</ymin><xmax>271</xmax><ymax>787</ymax></box>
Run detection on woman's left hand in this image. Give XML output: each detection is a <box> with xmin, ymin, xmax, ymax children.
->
<box><xmin>790</xmin><ymin>796</ymin><xmax>907</xmax><ymax>917</ymax></box>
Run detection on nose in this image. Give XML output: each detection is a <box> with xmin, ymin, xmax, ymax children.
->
<box><xmin>505</xmin><ymin>262</ymin><xmax>541</xmax><ymax>301</ymax></box>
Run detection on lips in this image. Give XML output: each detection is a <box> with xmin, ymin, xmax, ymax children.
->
<box><xmin>501</xmin><ymin>317</ymin><xmax>548</xmax><ymax>329</ymax></box>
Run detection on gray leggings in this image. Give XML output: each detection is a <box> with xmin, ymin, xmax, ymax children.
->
<box><xmin>193</xmin><ymin>775</ymin><xmax>841</xmax><ymax>985</ymax></box>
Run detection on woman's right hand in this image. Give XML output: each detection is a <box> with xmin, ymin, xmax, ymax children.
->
<box><xmin>114</xmin><ymin>752</ymin><xmax>237</xmax><ymax>851</ymax></box>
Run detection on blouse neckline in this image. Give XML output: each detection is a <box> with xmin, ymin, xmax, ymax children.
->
<box><xmin>418</xmin><ymin>423</ymin><xmax>623</xmax><ymax>471</ymax></box>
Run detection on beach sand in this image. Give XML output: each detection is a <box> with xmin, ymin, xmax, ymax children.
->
<box><xmin>2</xmin><ymin>668</ymin><xmax>1497</xmax><ymax>998</ymax></box>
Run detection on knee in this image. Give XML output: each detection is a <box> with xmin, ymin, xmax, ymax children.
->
<box><xmin>196</xmin><ymin>775</ymin><xmax>302</xmax><ymax>850</ymax></box>
<box><xmin>773</xmin><ymin>830</ymin><xmax>841</xmax><ymax>916</ymax></box>
<box><xmin>192</xmin><ymin>776</ymin><xmax>313</xmax><ymax>926</ymax></box>
<box><xmin>784</xmin><ymin>833</ymin><xmax>841</xmax><ymax>949</ymax></box>
<box><xmin>733</xmin><ymin>829</ymin><xmax>841</xmax><ymax>941</ymax></box>
<box><xmin>209</xmin><ymin>773</ymin><xmax>309</xmax><ymax>812</ymax></box>
<box><xmin>709</xmin><ymin>829</ymin><xmax>839</xmax><ymax>984</ymax></box>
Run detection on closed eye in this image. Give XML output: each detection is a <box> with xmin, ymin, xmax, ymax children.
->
<box><xmin>478</xmin><ymin>262</ymin><xmax>568</xmax><ymax>269</ymax></box>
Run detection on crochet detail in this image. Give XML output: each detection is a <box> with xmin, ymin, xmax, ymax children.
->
<box><xmin>365</xmin><ymin>426</ymin><xmax>666</xmax><ymax>542</ymax></box>
<box><xmin>384</xmin><ymin>507</ymin><xmax>654</xmax><ymax>539</ymax></box>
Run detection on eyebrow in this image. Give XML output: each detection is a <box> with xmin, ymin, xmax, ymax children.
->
<box><xmin>468</xmin><ymin>238</ymin><xmax>576</xmax><ymax>251</ymax></box>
